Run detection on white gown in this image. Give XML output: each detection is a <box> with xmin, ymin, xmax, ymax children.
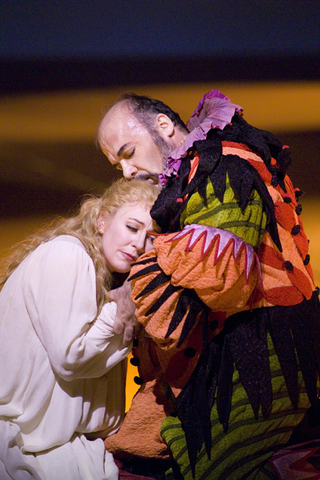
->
<box><xmin>0</xmin><ymin>235</ymin><xmax>131</xmax><ymax>479</ymax></box>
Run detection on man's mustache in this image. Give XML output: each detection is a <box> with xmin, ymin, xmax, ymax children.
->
<box><xmin>135</xmin><ymin>173</ymin><xmax>161</xmax><ymax>186</ymax></box>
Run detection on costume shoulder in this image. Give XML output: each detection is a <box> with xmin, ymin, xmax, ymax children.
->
<box><xmin>152</xmin><ymin>91</ymin><xmax>293</xmax><ymax>252</ymax></box>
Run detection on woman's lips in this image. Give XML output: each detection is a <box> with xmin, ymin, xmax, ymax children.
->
<box><xmin>121</xmin><ymin>251</ymin><xmax>136</xmax><ymax>262</ymax></box>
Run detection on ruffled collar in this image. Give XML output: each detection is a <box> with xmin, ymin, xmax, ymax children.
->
<box><xmin>159</xmin><ymin>89</ymin><xmax>243</xmax><ymax>186</ymax></box>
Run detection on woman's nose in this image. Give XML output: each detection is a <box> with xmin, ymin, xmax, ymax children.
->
<box><xmin>133</xmin><ymin>234</ymin><xmax>146</xmax><ymax>255</ymax></box>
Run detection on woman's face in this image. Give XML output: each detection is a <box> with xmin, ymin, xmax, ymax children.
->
<box><xmin>98</xmin><ymin>201</ymin><xmax>157</xmax><ymax>273</ymax></box>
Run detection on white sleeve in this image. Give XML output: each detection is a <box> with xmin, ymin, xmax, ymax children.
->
<box><xmin>24</xmin><ymin>237</ymin><xmax>130</xmax><ymax>380</ymax></box>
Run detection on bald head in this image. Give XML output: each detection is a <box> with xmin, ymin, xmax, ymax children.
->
<box><xmin>98</xmin><ymin>94</ymin><xmax>188</xmax><ymax>179</ymax></box>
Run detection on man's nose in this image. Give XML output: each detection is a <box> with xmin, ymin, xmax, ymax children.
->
<box><xmin>120</xmin><ymin>160</ymin><xmax>138</xmax><ymax>179</ymax></box>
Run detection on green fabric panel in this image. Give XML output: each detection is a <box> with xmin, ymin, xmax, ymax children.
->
<box><xmin>180</xmin><ymin>176</ymin><xmax>267</xmax><ymax>249</ymax></box>
<box><xmin>161</xmin><ymin>335</ymin><xmax>310</xmax><ymax>480</ymax></box>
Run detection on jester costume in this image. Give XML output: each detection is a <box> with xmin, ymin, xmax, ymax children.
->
<box><xmin>105</xmin><ymin>91</ymin><xmax>320</xmax><ymax>479</ymax></box>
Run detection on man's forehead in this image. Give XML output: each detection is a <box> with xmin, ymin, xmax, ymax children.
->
<box><xmin>99</xmin><ymin>106</ymin><xmax>125</xmax><ymax>147</ymax></box>
<box><xmin>100</xmin><ymin>104</ymin><xmax>139</xmax><ymax>143</ymax></box>
<box><xmin>103</xmin><ymin>102</ymin><xmax>133</xmax><ymax>128</ymax></box>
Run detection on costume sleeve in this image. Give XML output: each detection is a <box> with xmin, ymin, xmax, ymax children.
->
<box><xmin>130</xmin><ymin>224</ymin><xmax>261</xmax><ymax>347</ymax></box>
<box><xmin>131</xmin><ymin>172</ymin><xmax>267</xmax><ymax>350</ymax></box>
<box><xmin>24</xmin><ymin>237</ymin><xmax>130</xmax><ymax>380</ymax></box>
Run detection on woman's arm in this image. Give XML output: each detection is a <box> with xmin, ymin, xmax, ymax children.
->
<box><xmin>24</xmin><ymin>236</ymin><xmax>130</xmax><ymax>380</ymax></box>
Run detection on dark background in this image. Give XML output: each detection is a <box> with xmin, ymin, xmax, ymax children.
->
<box><xmin>1</xmin><ymin>0</ymin><xmax>320</xmax><ymax>218</ymax></box>
<box><xmin>2</xmin><ymin>1</ymin><xmax>319</xmax><ymax>62</ymax></box>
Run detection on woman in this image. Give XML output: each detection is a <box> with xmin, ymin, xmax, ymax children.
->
<box><xmin>0</xmin><ymin>178</ymin><xmax>160</xmax><ymax>480</ymax></box>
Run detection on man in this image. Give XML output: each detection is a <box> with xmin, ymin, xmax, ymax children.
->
<box><xmin>98</xmin><ymin>93</ymin><xmax>188</xmax><ymax>182</ymax></box>
<box><xmin>98</xmin><ymin>90</ymin><xmax>320</xmax><ymax>479</ymax></box>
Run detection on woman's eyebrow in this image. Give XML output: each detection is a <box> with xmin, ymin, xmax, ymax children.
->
<box><xmin>127</xmin><ymin>217</ymin><xmax>144</xmax><ymax>225</ymax></box>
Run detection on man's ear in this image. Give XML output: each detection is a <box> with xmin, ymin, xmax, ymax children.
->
<box><xmin>155</xmin><ymin>113</ymin><xmax>175</xmax><ymax>138</ymax></box>
<box><xmin>97</xmin><ymin>213</ymin><xmax>106</xmax><ymax>234</ymax></box>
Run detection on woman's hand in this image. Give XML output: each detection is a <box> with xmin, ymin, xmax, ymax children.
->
<box><xmin>108</xmin><ymin>280</ymin><xmax>140</xmax><ymax>345</ymax></box>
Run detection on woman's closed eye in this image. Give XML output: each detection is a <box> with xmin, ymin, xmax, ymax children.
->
<box><xmin>127</xmin><ymin>224</ymin><xmax>139</xmax><ymax>233</ymax></box>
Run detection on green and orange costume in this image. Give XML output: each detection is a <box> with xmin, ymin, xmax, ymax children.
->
<box><xmin>105</xmin><ymin>91</ymin><xmax>320</xmax><ymax>479</ymax></box>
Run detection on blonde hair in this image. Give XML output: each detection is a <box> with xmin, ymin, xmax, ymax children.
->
<box><xmin>0</xmin><ymin>178</ymin><xmax>160</xmax><ymax>313</ymax></box>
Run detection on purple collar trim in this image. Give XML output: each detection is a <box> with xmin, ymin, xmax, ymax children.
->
<box><xmin>159</xmin><ymin>90</ymin><xmax>243</xmax><ymax>186</ymax></box>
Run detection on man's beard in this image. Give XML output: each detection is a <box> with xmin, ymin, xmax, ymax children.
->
<box><xmin>151</xmin><ymin>128</ymin><xmax>172</xmax><ymax>169</ymax></box>
<box><xmin>155</xmin><ymin>134</ymin><xmax>173</xmax><ymax>169</ymax></box>
<box><xmin>136</xmin><ymin>128</ymin><xmax>172</xmax><ymax>186</ymax></box>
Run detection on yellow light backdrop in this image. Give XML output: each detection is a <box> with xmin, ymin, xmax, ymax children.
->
<box><xmin>1</xmin><ymin>81</ymin><xmax>320</xmax><ymax>144</ymax></box>
<box><xmin>1</xmin><ymin>81</ymin><xmax>320</xmax><ymax>411</ymax></box>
